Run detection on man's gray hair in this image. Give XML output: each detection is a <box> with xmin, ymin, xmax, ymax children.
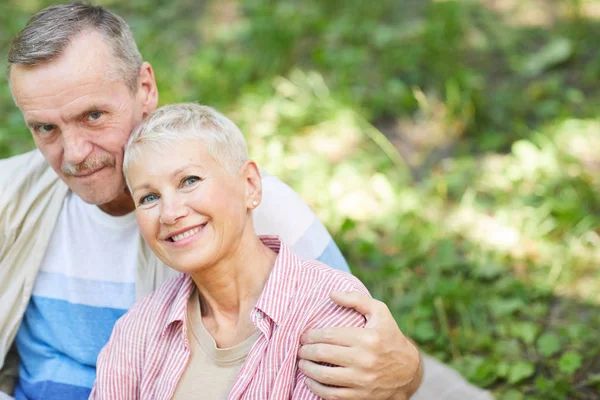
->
<box><xmin>123</xmin><ymin>103</ymin><xmax>249</xmax><ymax>187</ymax></box>
<box><xmin>8</xmin><ymin>2</ymin><xmax>142</xmax><ymax>92</ymax></box>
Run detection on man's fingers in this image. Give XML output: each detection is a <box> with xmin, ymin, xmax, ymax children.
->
<box><xmin>299</xmin><ymin>360</ymin><xmax>354</xmax><ymax>388</ymax></box>
<box><xmin>304</xmin><ymin>377</ymin><xmax>358</xmax><ymax>400</ymax></box>
<box><xmin>329</xmin><ymin>291</ymin><xmax>386</xmax><ymax>322</ymax></box>
<box><xmin>297</xmin><ymin>343</ymin><xmax>360</xmax><ymax>367</ymax></box>
<box><xmin>300</xmin><ymin>326</ymin><xmax>364</xmax><ymax>346</ymax></box>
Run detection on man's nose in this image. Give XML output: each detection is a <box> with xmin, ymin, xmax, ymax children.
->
<box><xmin>160</xmin><ymin>195</ymin><xmax>190</xmax><ymax>225</ymax></box>
<box><xmin>62</xmin><ymin>128</ymin><xmax>93</xmax><ymax>166</ymax></box>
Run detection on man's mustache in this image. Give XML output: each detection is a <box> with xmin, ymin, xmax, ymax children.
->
<box><xmin>61</xmin><ymin>155</ymin><xmax>116</xmax><ymax>176</ymax></box>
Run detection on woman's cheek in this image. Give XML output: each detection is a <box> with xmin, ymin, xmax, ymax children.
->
<box><xmin>136</xmin><ymin>209</ymin><xmax>159</xmax><ymax>245</ymax></box>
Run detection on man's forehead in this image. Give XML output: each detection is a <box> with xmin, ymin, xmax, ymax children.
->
<box><xmin>12</xmin><ymin>69</ymin><xmax>129</xmax><ymax>123</ymax></box>
<box><xmin>13</xmin><ymin>32</ymin><xmax>113</xmax><ymax>76</ymax></box>
<box><xmin>10</xmin><ymin>32</ymin><xmax>126</xmax><ymax>106</ymax></box>
<box><xmin>15</xmin><ymin>74</ymin><xmax>123</xmax><ymax>119</ymax></box>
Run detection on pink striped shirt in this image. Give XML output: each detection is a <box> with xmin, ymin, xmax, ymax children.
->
<box><xmin>90</xmin><ymin>236</ymin><xmax>370</xmax><ymax>399</ymax></box>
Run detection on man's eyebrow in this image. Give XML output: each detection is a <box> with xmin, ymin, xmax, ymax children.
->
<box><xmin>24</xmin><ymin>104</ymin><xmax>107</xmax><ymax>128</ymax></box>
<box><xmin>25</xmin><ymin>119</ymin><xmax>43</xmax><ymax>129</ymax></box>
<box><xmin>71</xmin><ymin>104</ymin><xmax>104</xmax><ymax>121</ymax></box>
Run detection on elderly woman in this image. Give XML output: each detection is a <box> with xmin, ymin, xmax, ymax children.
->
<box><xmin>90</xmin><ymin>103</ymin><xmax>371</xmax><ymax>399</ymax></box>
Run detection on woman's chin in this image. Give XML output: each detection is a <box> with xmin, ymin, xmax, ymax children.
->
<box><xmin>168</xmin><ymin>258</ymin><xmax>211</xmax><ymax>275</ymax></box>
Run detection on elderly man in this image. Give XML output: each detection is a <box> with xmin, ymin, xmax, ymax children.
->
<box><xmin>0</xmin><ymin>3</ymin><xmax>492</xmax><ymax>400</ymax></box>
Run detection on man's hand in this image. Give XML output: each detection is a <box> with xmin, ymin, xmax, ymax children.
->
<box><xmin>297</xmin><ymin>291</ymin><xmax>422</xmax><ymax>400</ymax></box>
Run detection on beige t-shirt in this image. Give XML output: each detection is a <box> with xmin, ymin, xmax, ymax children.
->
<box><xmin>171</xmin><ymin>291</ymin><xmax>260</xmax><ymax>399</ymax></box>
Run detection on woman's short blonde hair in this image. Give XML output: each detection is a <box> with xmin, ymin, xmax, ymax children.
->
<box><xmin>123</xmin><ymin>103</ymin><xmax>249</xmax><ymax>187</ymax></box>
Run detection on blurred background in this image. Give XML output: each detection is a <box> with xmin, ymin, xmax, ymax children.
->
<box><xmin>1</xmin><ymin>0</ymin><xmax>599</xmax><ymax>398</ymax></box>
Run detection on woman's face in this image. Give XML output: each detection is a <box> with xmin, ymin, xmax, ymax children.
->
<box><xmin>128</xmin><ymin>139</ymin><xmax>258</xmax><ymax>273</ymax></box>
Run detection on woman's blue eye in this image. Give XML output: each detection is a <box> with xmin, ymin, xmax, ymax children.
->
<box><xmin>139</xmin><ymin>193</ymin><xmax>159</xmax><ymax>205</ymax></box>
<box><xmin>182</xmin><ymin>176</ymin><xmax>200</xmax><ymax>186</ymax></box>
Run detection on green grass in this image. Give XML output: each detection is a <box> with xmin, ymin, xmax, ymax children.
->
<box><xmin>2</xmin><ymin>1</ymin><xmax>600</xmax><ymax>398</ymax></box>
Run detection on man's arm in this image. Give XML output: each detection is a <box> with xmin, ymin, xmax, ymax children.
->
<box><xmin>298</xmin><ymin>291</ymin><xmax>422</xmax><ymax>400</ymax></box>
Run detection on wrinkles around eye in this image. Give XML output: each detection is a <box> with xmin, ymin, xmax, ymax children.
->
<box><xmin>139</xmin><ymin>194</ymin><xmax>159</xmax><ymax>205</ymax></box>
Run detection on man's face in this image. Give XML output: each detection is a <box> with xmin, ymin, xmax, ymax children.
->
<box><xmin>10</xmin><ymin>32</ymin><xmax>156</xmax><ymax>206</ymax></box>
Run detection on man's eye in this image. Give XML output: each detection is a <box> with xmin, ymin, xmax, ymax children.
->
<box><xmin>139</xmin><ymin>193</ymin><xmax>159</xmax><ymax>205</ymax></box>
<box><xmin>37</xmin><ymin>124</ymin><xmax>55</xmax><ymax>134</ymax></box>
<box><xmin>182</xmin><ymin>176</ymin><xmax>200</xmax><ymax>187</ymax></box>
<box><xmin>88</xmin><ymin>111</ymin><xmax>103</xmax><ymax>121</ymax></box>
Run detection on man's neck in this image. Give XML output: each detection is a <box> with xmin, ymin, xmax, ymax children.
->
<box><xmin>97</xmin><ymin>192</ymin><xmax>136</xmax><ymax>216</ymax></box>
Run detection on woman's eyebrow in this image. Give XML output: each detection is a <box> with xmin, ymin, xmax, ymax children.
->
<box><xmin>132</xmin><ymin>182</ymin><xmax>151</xmax><ymax>192</ymax></box>
<box><xmin>170</xmin><ymin>164</ymin><xmax>203</xmax><ymax>179</ymax></box>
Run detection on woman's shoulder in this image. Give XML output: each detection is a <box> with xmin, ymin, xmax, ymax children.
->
<box><xmin>294</xmin><ymin>258</ymin><xmax>370</xmax><ymax>302</ymax></box>
<box><xmin>279</xmin><ymin>259</ymin><xmax>370</xmax><ymax>329</ymax></box>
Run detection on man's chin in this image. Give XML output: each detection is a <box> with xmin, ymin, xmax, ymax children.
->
<box><xmin>67</xmin><ymin>181</ymin><xmax>125</xmax><ymax>206</ymax></box>
<box><xmin>72</xmin><ymin>187</ymin><xmax>123</xmax><ymax>206</ymax></box>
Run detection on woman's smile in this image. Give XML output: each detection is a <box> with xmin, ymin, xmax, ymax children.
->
<box><xmin>164</xmin><ymin>223</ymin><xmax>208</xmax><ymax>248</ymax></box>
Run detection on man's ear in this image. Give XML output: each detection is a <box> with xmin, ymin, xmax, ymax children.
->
<box><xmin>241</xmin><ymin>161</ymin><xmax>262</xmax><ymax>210</ymax></box>
<box><xmin>137</xmin><ymin>62</ymin><xmax>159</xmax><ymax>118</ymax></box>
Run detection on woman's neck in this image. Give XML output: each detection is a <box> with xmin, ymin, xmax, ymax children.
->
<box><xmin>190</xmin><ymin>228</ymin><xmax>276</xmax><ymax>346</ymax></box>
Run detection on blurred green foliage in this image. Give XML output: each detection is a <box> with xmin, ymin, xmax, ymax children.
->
<box><xmin>1</xmin><ymin>0</ymin><xmax>600</xmax><ymax>398</ymax></box>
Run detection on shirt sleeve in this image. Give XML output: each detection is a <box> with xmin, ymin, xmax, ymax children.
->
<box><xmin>253</xmin><ymin>173</ymin><xmax>350</xmax><ymax>273</ymax></box>
<box><xmin>291</xmin><ymin>281</ymin><xmax>369</xmax><ymax>399</ymax></box>
<box><xmin>89</xmin><ymin>313</ymin><xmax>142</xmax><ymax>400</ymax></box>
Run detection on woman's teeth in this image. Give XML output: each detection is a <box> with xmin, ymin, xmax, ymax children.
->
<box><xmin>171</xmin><ymin>226</ymin><xmax>201</xmax><ymax>242</ymax></box>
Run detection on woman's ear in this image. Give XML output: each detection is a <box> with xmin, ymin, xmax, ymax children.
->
<box><xmin>241</xmin><ymin>161</ymin><xmax>262</xmax><ymax>210</ymax></box>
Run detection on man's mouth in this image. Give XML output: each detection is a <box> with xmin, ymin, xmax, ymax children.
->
<box><xmin>167</xmin><ymin>224</ymin><xmax>206</xmax><ymax>242</ymax></box>
<box><xmin>71</xmin><ymin>166</ymin><xmax>106</xmax><ymax>178</ymax></box>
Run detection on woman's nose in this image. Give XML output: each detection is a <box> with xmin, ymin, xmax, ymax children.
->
<box><xmin>159</xmin><ymin>195</ymin><xmax>190</xmax><ymax>225</ymax></box>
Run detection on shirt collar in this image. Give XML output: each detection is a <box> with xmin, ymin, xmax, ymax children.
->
<box><xmin>161</xmin><ymin>273</ymin><xmax>196</xmax><ymax>337</ymax></box>
<box><xmin>253</xmin><ymin>236</ymin><xmax>302</xmax><ymax>326</ymax></box>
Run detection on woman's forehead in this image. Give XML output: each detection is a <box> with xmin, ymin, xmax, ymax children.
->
<box><xmin>129</xmin><ymin>140</ymin><xmax>218</xmax><ymax>178</ymax></box>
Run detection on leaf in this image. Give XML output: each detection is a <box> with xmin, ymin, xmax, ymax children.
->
<box><xmin>510</xmin><ymin>322</ymin><xmax>540</xmax><ymax>345</ymax></box>
<box><xmin>558</xmin><ymin>351</ymin><xmax>582</xmax><ymax>375</ymax></box>
<box><xmin>508</xmin><ymin>361</ymin><xmax>535</xmax><ymax>384</ymax></box>
<box><xmin>537</xmin><ymin>332</ymin><xmax>561</xmax><ymax>357</ymax></box>
<box><xmin>496</xmin><ymin>361</ymin><xmax>510</xmax><ymax>378</ymax></box>
<box><xmin>472</xmin><ymin>360</ymin><xmax>498</xmax><ymax>387</ymax></box>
